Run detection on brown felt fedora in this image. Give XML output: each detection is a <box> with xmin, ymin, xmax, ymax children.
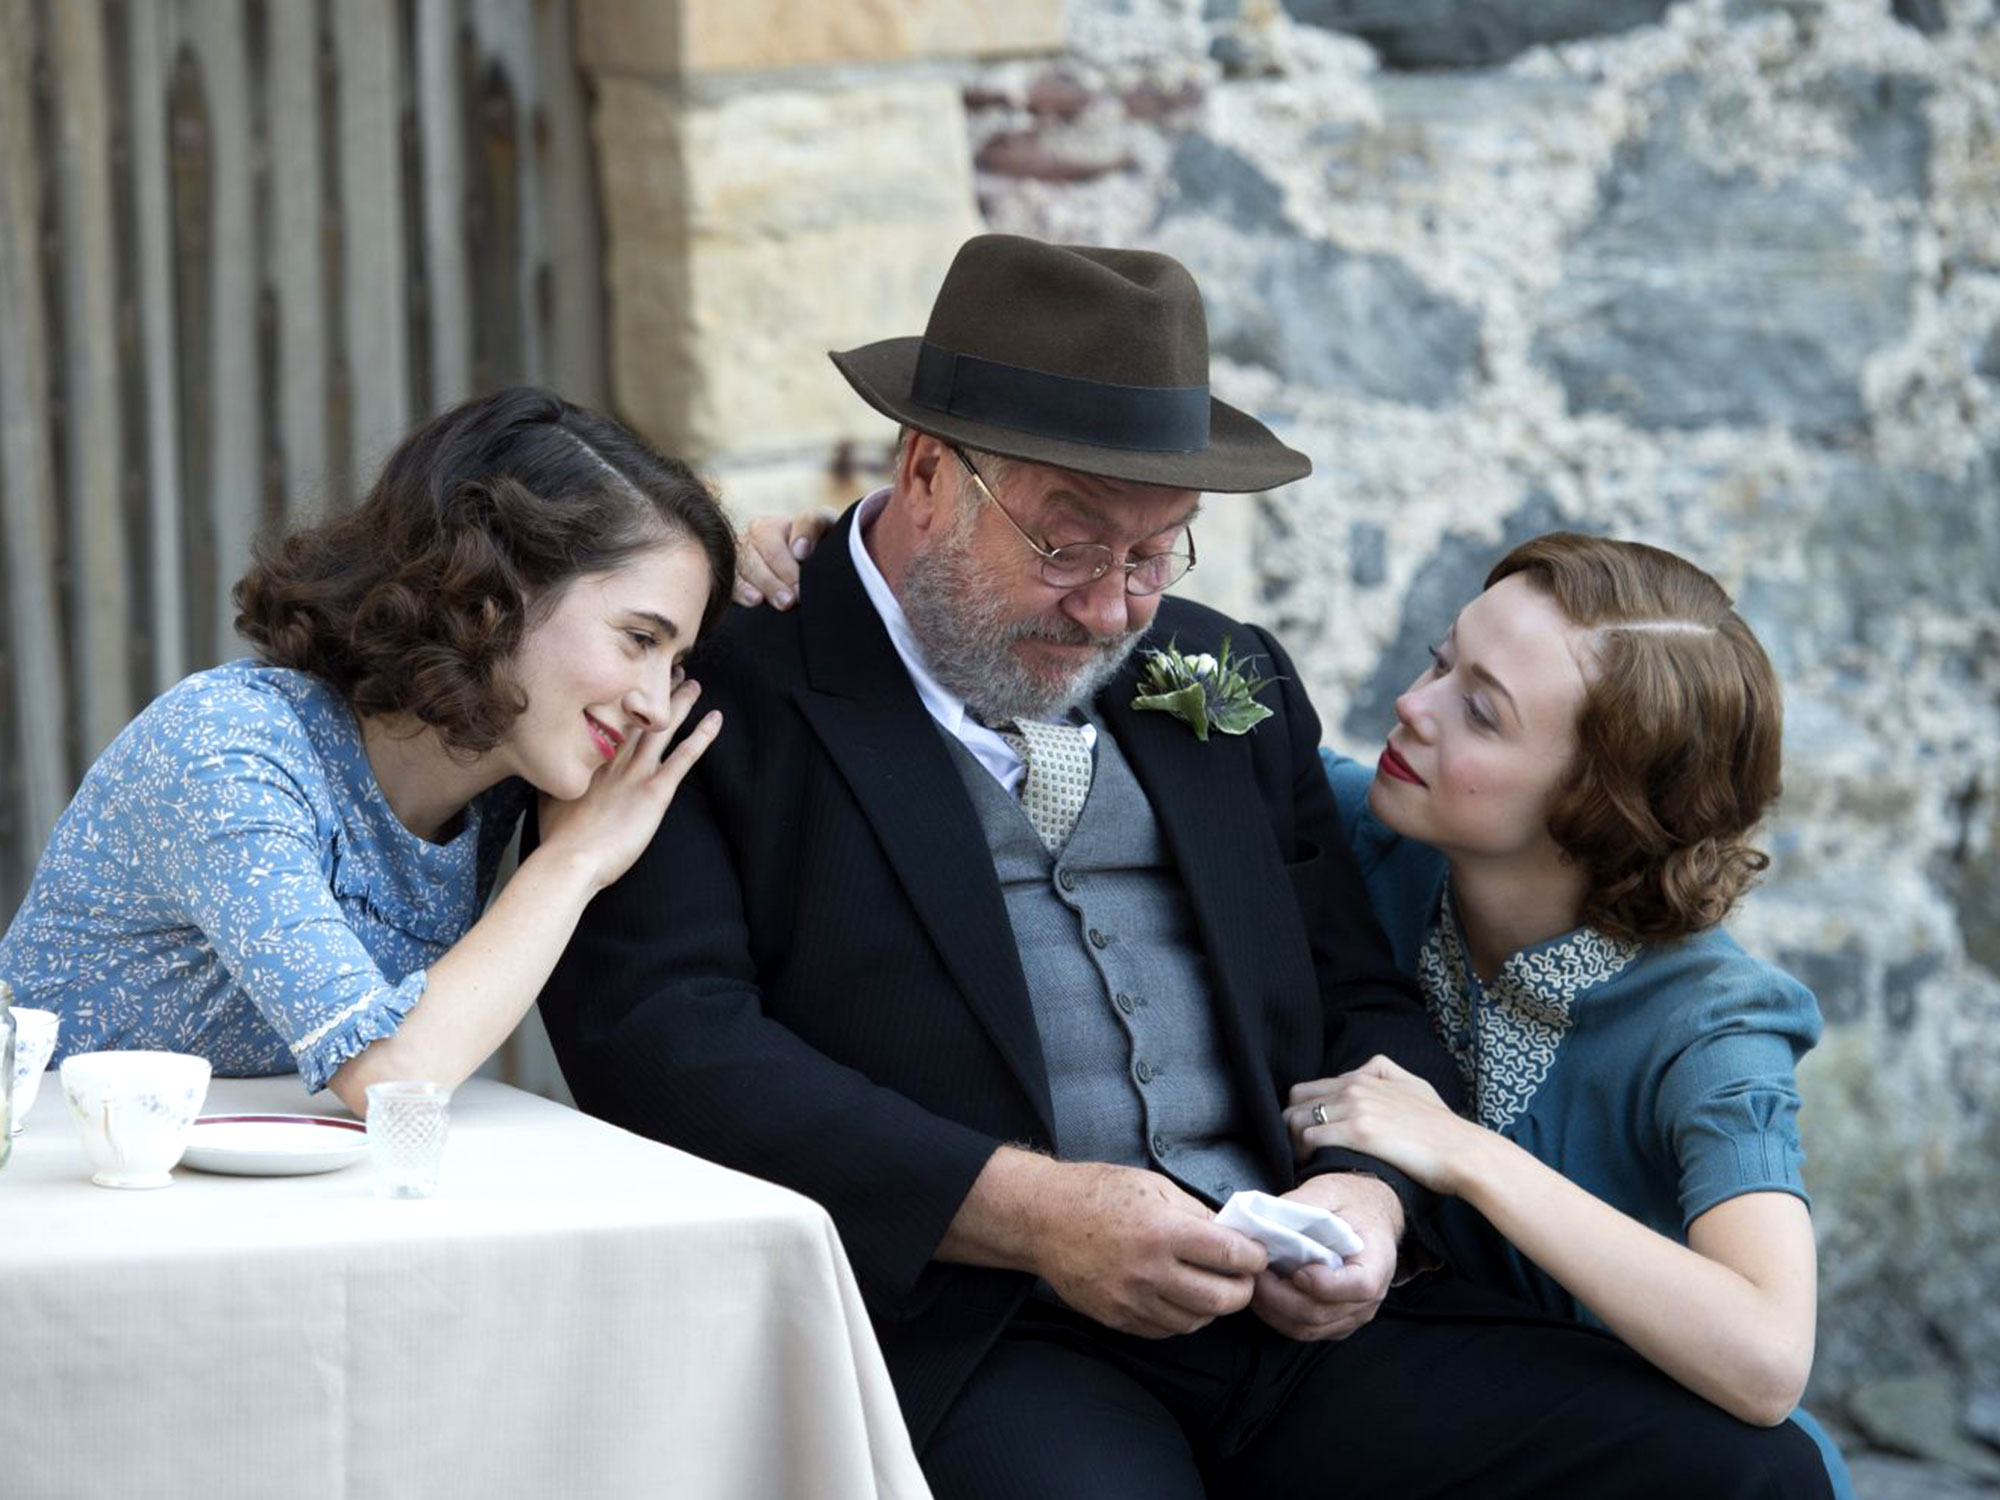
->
<box><xmin>829</xmin><ymin>234</ymin><xmax>1311</xmax><ymax>493</ymax></box>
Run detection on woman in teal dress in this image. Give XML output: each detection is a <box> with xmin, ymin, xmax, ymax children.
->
<box><xmin>1285</xmin><ymin>532</ymin><xmax>1852</xmax><ymax>1494</ymax></box>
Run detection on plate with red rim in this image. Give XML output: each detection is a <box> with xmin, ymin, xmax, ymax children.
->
<box><xmin>180</xmin><ymin>1113</ymin><xmax>369</xmax><ymax>1176</ymax></box>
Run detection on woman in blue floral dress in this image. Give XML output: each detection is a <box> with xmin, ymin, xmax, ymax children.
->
<box><xmin>0</xmin><ymin>387</ymin><xmax>734</xmax><ymax>1118</ymax></box>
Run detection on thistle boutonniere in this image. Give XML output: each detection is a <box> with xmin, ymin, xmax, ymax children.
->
<box><xmin>1132</xmin><ymin>636</ymin><xmax>1278</xmax><ymax>741</ymax></box>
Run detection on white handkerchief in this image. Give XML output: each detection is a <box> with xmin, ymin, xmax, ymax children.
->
<box><xmin>1215</xmin><ymin>1190</ymin><xmax>1365</xmax><ymax>1275</ymax></box>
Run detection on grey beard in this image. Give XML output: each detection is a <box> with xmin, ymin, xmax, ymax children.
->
<box><xmin>900</xmin><ymin>514</ymin><xmax>1145</xmax><ymax>724</ymax></box>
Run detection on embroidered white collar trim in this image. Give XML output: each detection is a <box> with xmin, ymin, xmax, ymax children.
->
<box><xmin>1417</xmin><ymin>886</ymin><xmax>1639</xmax><ymax>1132</ymax></box>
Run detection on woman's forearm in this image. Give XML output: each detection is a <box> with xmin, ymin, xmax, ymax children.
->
<box><xmin>328</xmin><ymin>843</ymin><xmax>600</xmax><ymax>1114</ymax></box>
<box><xmin>1451</xmin><ymin>1133</ymin><xmax>1816</xmax><ymax>1426</ymax></box>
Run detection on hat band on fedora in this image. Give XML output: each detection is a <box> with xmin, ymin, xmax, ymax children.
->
<box><xmin>909</xmin><ymin>341</ymin><xmax>1211</xmax><ymax>454</ymax></box>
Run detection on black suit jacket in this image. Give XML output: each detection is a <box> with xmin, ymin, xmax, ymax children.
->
<box><xmin>539</xmin><ymin>506</ymin><xmax>1461</xmax><ymax>1446</ymax></box>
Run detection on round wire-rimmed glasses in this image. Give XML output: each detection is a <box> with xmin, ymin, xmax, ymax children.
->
<box><xmin>951</xmin><ymin>446</ymin><xmax>1196</xmax><ymax>597</ymax></box>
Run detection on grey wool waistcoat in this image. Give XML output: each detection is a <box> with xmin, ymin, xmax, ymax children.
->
<box><xmin>941</xmin><ymin>722</ymin><xmax>1274</xmax><ymax>1205</ymax></box>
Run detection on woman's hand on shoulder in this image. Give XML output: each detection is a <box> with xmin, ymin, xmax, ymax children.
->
<box><xmin>1286</xmin><ymin>1056</ymin><xmax>1484</xmax><ymax>1196</ymax></box>
<box><xmin>534</xmin><ymin>678</ymin><xmax>722</xmax><ymax>893</ymax></box>
<box><xmin>733</xmin><ymin>506</ymin><xmax>839</xmax><ymax>610</ymax></box>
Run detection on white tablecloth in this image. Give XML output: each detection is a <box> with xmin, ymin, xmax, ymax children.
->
<box><xmin>2</xmin><ymin>1074</ymin><xmax>933</xmax><ymax>1500</ymax></box>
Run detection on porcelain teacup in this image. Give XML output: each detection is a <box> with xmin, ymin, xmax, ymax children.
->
<box><xmin>9</xmin><ymin>1007</ymin><xmax>60</xmax><ymax>1134</ymax></box>
<box><xmin>60</xmin><ymin>1050</ymin><xmax>211</xmax><ymax>1188</ymax></box>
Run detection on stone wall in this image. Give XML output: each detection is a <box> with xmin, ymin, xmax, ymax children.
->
<box><xmin>579</xmin><ymin>0</ymin><xmax>2000</xmax><ymax>1477</ymax></box>
<box><xmin>577</xmin><ymin>0</ymin><xmax>1063</xmax><ymax>522</ymax></box>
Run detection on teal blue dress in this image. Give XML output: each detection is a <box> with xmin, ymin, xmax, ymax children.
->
<box><xmin>1321</xmin><ymin>749</ymin><xmax>1854</xmax><ymax>1496</ymax></box>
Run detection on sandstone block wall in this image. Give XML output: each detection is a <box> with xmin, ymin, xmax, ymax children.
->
<box><xmin>579</xmin><ymin>0</ymin><xmax>1061</xmax><ymax>518</ymax></box>
<box><xmin>580</xmin><ymin>0</ymin><xmax>1065</xmax><ymax>75</ymax></box>
<box><xmin>596</xmin><ymin>76</ymin><xmax>982</xmax><ymax>457</ymax></box>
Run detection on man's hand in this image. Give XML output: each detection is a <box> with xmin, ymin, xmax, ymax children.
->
<box><xmin>1039</xmin><ymin>1162</ymin><xmax>1271</xmax><ymax>1337</ymax></box>
<box><xmin>734</xmin><ymin>506</ymin><xmax>838</xmax><ymax>608</ymax></box>
<box><xmin>939</xmin><ymin>1149</ymin><xmax>1267</xmax><ymax>1339</ymax></box>
<box><xmin>1248</xmin><ymin>1173</ymin><xmax>1402</xmax><ymax>1343</ymax></box>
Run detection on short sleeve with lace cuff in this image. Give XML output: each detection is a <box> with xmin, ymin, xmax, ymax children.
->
<box><xmin>289</xmin><ymin>970</ymin><xmax>429</xmax><ymax>1093</ymax></box>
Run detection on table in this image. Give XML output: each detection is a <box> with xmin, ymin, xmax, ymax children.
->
<box><xmin>1</xmin><ymin>1074</ymin><xmax>934</xmax><ymax>1500</ymax></box>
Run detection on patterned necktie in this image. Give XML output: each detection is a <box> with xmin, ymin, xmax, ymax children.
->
<box><xmin>993</xmin><ymin>718</ymin><xmax>1094</xmax><ymax>854</ymax></box>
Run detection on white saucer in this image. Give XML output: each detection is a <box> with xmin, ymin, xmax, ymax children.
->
<box><xmin>180</xmin><ymin>1114</ymin><xmax>369</xmax><ymax>1176</ymax></box>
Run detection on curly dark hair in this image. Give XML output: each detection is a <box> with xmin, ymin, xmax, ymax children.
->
<box><xmin>1487</xmin><ymin>533</ymin><xmax>1784</xmax><ymax>944</ymax></box>
<box><xmin>234</xmin><ymin>387</ymin><xmax>736</xmax><ymax>754</ymax></box>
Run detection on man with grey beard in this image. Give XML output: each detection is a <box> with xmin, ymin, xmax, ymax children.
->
<box><xmin>538</xmin><ymin>234</ymin><xmax>1835</xmax><ymax>1500</ymax></box>
<box><xmin>894</xmin><ymin>440</ymin><xmax>1150</xmax><ymax>722</ymax></box>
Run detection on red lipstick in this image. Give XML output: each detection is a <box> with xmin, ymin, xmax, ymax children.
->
<box><xmin>585</xmin><ymin>713</ymin><xmax>624</xmax><ymax>761</ymax></box>
<box><xmin>1378</xmin><ymin>743</ymin><xmax>1426</xmax><ymax>787</ymax></box>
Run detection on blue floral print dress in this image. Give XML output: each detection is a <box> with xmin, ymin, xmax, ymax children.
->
<box><xmin>0</xmin><ymin>662</ymin><xmax>526</xmax><ymax>1091</ymax></box>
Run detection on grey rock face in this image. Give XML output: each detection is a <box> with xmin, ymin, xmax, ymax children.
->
<box><xmin>1965</xmin><ymin>1386</ymin><xmax>2000</xmax><ymax>1450</ymax></box>
<box><xmin>1890</xmin><ymin>0</ymin><xmax>1951</xmax><ymax>36</ymax></box>
<box><xmin>1939</xmin><ymin>792</ymin><xmax>2000</xmax><ymax>978</ymax></box>
<box><xmin>1157</xmin><ymin>138</ymin><xmax>1484</xmax><ymax>407</ymax></box>
<box><xmin>1847</xmin><ymin>1453</ymin><xmax>2000</xmax><ymax>1500</ymax></box>
<box><xmin>1210</xmin><ymin>235</ymin><xmax>1484</xmax><ymax>405</ymax></box>
<box><xmin>1348</xmin><ymin>522</ymin><xmax>1387</xmax><ymax>588</ymax></box>
<box><xmin>1282</xmin><ymin>0</ymin><xmax>1675</xmax><ymax>70</ymax></box>
<box><xmin>1163</xmin><ymin>135</ymin><xmax>1291</xmax><ymax>234</ymax></box>
<box><xmin>1340</xmin><ymin>492</ymin><xmax>1565</xmax><ymax>743</ymax></box>
<box><xmin>1777</xmin><ymin>946</ymin><xmax>1869</xmax><ymax>1026</ymax></box>
<box><xmin>1535</xmin><ymin>91</ymin><xmax>1921</xmax><ymax>435</ymax></box>
<box><xmin>1848</xmin><ymin>1373</ymin><xmax>2000</xmax><ymax>1481</ymax></box>
<box><xmin>1810</xmin><ymin>72</ymin><xmax>1935</xmax><ymax>201</ymax></box>
<box><xmin>1786</xmin><ymin>460</ymin><xmax>2000</xmax><ymax>657</ymax></box>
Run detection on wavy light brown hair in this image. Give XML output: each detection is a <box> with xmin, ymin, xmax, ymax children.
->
<box><xmin>235</xmin><ymin>387</ymin><xmax>735</xmax><ymax>754</ymax></box>
<box><xmin>1488</xmin><ymin>532</ymin><xmax>1784</xmax><ymax>944</ymax></box>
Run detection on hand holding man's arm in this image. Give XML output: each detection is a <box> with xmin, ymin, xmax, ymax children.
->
<box><xmin>1248</xmin><ymin>1172</ymin><xmax>1403</xmax><ymax>1342</ymax></box>
<box><xmin>939</xmin><ymin>1147</ymin><xmax>1269</xmax><ymax>1338</ymax></box>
